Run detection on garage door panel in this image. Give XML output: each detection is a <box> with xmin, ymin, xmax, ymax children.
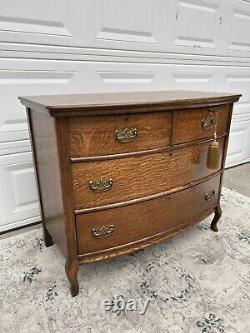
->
<box><xmin>0</xmin><ymin>62</ymin><xmax>77</xmax><ymax>146</ymax></box>
<box><xmin>226</xmin><ymin>118</ymin><xmax>250</xmax><ymax>167</ymax></box>
<box><xmin>0</xmin><ymin>0</ymin><xmax>170</xmax><ymax>52</ymax></box>
<box><xmin>228</xmin><ymin>0</ymin><xmax>250</xmax><ymax>52</ymax></box>
<box><xmin>0</xmin><ymin>152</ymin><xmax>40</xmax><ymax>232</ymax></box>
<box><xmin>0</xmin><ymin>0</ymin><xmax>78</xmax><ymax>46</ymax></box>
<box><xmin>174</xmin><ymin>0</ymin><xmax>221</xmax><ymax>49</ymax></box>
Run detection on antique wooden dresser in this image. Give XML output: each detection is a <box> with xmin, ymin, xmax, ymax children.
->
<box><xmin>19</xmin><ymin>91</ymin><xmax>241</xmax><ymax>296</ymax></box>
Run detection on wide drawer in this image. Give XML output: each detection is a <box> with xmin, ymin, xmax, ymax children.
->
<box><xmin>71</xmin><ymin>137</ymin><xmax>224</xmax><ymax>210</ymax></box>
<box><xmin>173</xmin><ymin>104</ymin><xmax>230</xmax><ymax>144</ymax></box>
<box><xmin>76</xmin><ymin>174</ymin><xmax>220</xmax><ymax>255</ymax></box>
<box><xmin>68</xmin><ymin>112</ymin><xmax>172</xmax><ymax>157</ymax></box>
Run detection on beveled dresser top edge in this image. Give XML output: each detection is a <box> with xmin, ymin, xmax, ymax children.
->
<box><xmin>19</xmin><ymin>90</ymin><xmax>241</xmax><ymax>117</ymax></box>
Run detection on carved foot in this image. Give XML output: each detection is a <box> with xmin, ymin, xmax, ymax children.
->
<box><xmin>211</xmin><ymin>204</ymin><xmax>222</xmax><ymax>232</ymax></box>
<box><xmin>65</xmin><ymin>259</ymin><xmax>79</xmax><ymax>297</ymax></box>
<box><xmin>43</xmin><ymin>226</ymin><xmax>53</xmax><ymax>247</ymax></box>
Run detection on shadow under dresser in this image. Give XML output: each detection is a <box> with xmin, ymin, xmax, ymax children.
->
<box><xmin>19</xmin><ymin>90</ymin><xmax>241</xmax><ymax>296</ymax></box>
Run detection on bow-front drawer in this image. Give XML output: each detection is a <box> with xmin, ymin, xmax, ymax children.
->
<box><xmin>71</xmin><ymin>138</ymin><xmax>224</xmax><ymax>210</ymax></box>
<box><xmin>173</xmin><ymin>104</ymin><xmax>230</xmax><ymax>144</ymax></box>
<box><xmin>68</xmin><ymin>112</ymin><xmax>172</xmax><ymax>157</ymax></box>
<box><xmin>76</xmin><ymin>174</ymin><xmax>220</xmax><ymax>256</ymax></box>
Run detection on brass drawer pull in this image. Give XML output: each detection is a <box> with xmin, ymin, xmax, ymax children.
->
<box><xmin>201</xmin><ymin>114</ymin><xmax>215</xmax><ymax>130</ymax></box>
<box><xmin>204</xmin><ymin>190</ymin><xmax>215</xmax><ymax>201</ymax></box>
<box><xmin>92</xmin><ymin>225</ymin><xmax>115</xmax><ymax>239</ymax></box>
<box><xmin>89</xmin><ymin>178</ymin><xmax>113</xmax><ymax>192</ymax></box>
<box><xmin>115</xmin><ymin>128</ymin><xmax>138</xmax><ymax>143</ymax></box>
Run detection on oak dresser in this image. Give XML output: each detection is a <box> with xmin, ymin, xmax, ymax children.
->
<box><xmin>19</xmin><ymin>91</ymin><xmax>241</xmax><ymax>297</ymax></box>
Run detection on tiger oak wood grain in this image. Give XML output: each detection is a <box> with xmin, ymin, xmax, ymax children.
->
<box><xmin>19</xmin><ymin>90</ymin><xmax>241</xmax><ymax>297</ymax></box>
<box><xmin>173</xmin><ymin>104</ymin><xmax>230</xmax><ymax>144</ymax></box>
<box><xmin>69</xmin><ymin>112</ymin><xmax>172</xmax><ymax>157</ymax></box>
<box><xmin>76</xmin><ymin>175</ymin><xmax>220</xmax><ymax>254</ymax></box>
<box><xmin>71</xmin><ymin>138</ymin><xmax>224</xmax><ymax>210</ymax></box>
<box><xmin>78</xmin><ymin>207</ymin><xmax>218</xmax><ymax>263</ymax></box>
<box><xmin>27</xmin><ymin>109</ymin><xmax>68</xmax><ymax>256</ymax></box>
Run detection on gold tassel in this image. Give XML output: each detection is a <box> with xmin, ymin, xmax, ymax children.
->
<box><xmin>207</xmin><ymin>111</ymin><xmax>220</xmax><ymax>170</ymax></box>
<box><xmin>207</xmin><ymin>140</ymin><xmax>220</xmax><ymax>170</ymax></box>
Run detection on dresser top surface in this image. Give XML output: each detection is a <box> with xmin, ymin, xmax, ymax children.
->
<box><xmin>19</xmin><ymin>90</ymin><xmax>241</xmax><ymax>117</ymax></box>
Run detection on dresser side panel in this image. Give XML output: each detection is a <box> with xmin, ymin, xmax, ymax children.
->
<box><xmin>55</xmin><ymin>118</ymin><xmax>78</xmax><ymax>262</ymax></box>
<box><xmin>29</xmin><ymin>109</ymin><xmax>67</xmax><ymax>257</ymax></box>
<box><xmin>218</xmin><ymin>103</ymin><xmax>234</xmax><ymax>196</ymax></box>
<box><xmin>222</xmin><ymin>103</ymin><xmax>234</xmax><ymax>169</ymax></box>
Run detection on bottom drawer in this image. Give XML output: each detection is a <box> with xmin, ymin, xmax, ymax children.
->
<box><xmin>76</xmin><ymin>174</ymin><xmax>221</xmax><ymax>255</ymax></box>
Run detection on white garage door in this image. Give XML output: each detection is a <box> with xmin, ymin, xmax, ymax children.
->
<box><xmin>0</xmin><ymin>0</ymin><xmax>250</xmax><ymax>232</ymax></box>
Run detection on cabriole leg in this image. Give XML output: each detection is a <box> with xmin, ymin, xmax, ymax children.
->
<box><xmin>211</xmin><ymin>204</ymin><xmax>222</xmax><ymax>232</ymax></box>
<box><xmin>65</xmin><ymin>259</ymin><xmax>79</xmax><ymax>297</ymax></box>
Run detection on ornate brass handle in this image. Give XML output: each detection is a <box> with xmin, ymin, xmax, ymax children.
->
<box><xmin>115</xmin><ymin>128</ymin><xmax>138</xmax><ymax>143</ymax></box>
<box><xmin>204</xmin><ymin>190</ymin><xmax>215</xmax><ymax>201</ymax></box>
<box><xmin>92</xmin><ymin>225</ymin><xmax>115</xmax><ymax>239</ymax></box>
<box><xmin>201</xmin><ymin>114</ymin><xmax>215</xmax><ymax>130</ymax></box>
<box><xmin>89</xmin><ymin>178</ymin><xmax>113</xmax><ymax>192</ymax></box>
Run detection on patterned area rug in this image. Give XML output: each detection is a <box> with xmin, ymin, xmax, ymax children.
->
<box><xmin>0</xmin><ymin>187</ymin><xmax>250</xmax><ymax>333</ymax></box>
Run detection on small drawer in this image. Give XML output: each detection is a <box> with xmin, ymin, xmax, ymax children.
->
<box><xmin>173</xmin><ymin>104</ymin><xmax>230</xmax><ymax>144</ymax></box>
<box><xmin>68</xmin><ymin>112</ymin><xmax>172</xmax><ymax>157</ymax></box>
<box><xmin>71</xmin><ymin>138</ymin><xmax>224</xmax><ymax>210</ymax></box>
<box><xmin>76</xmin><ymin>174</ymin><xmax>220</xmax><ymax>255</ymax></box>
